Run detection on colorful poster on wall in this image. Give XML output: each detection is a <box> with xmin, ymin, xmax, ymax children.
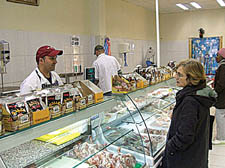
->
<box><xmin>189</xmin><ymin>36</ymin><xmax>222</xmax><ymax>75</ymax></box>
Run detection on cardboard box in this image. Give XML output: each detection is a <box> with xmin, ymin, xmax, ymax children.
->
<box><xmin>61</xmin><ymin>91</ymin><xmax>75</xmax><ymax>114</ymax></box>
<box><xmin>73</xmin><ymin>80</ymin><xmax>103</xmax><ymax>106</ymax></box>
<box><xmin>31</xmin><ymin>108</ymin><xmax>50</xmax><ymax>125</ymax></box>
<box><xmin>74</xmin><ymin>96</ymin><xmax>87</xmax><ymax>110</ymax></box>
<box><xmin>78</xmin><ymin>83</ymin><xmax>94</xmax><ymax>106</ymax></box>
<box><xmin>25</xmin><ymin>97</ymin><xmax>50</xmax><ymax>125</ymax></box>
<box><xmin>2</xmin><ymin>103</ymin><xmax>30</xmax><ymax>131</ymax></box>
<box><xmin>79</xmin><ymin>80</ymin><xmax>104</xmax><ymax>104</ymax></box>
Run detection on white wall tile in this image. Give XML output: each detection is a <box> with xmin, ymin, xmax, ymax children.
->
<box><xmin>0</xmin><ymin>30</ymin><xmax>160</xmax><ymax>87</ymax></box>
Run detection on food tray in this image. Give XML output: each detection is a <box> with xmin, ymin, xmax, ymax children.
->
<box><xmin>151</xmin><ymin>99</ymin><xmax>171</xmax><ymax>110</ymax></box>
<box><xmin>123</xmin><ymin>112</ymin><xmax>153</xmax><ymax>124</ymax></box>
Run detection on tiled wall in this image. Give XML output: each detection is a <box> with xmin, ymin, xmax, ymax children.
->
<box><xmin>160</xmin><ymin>40</ymin><xmax>189</xmax><ymax>66</ymax></box>
<box><xmin>0</xmin><ymin>30</ymin><xmax>156</xmax><ymax>88</ymax></box>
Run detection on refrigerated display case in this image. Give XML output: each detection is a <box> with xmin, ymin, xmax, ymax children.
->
<box><xmin>0</xmin><ymin>78</ymin><xmax>177</xmax><ymax>168</ymax></box>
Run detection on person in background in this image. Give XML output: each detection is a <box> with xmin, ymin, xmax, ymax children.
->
<box><xmin>162</xmin><ymin>59</ymin><xmax>217</xmax><ymax>168</ymax></box>
<box><xmin>20</xmin><ymin>45</ymin><xmax>63</xmax><ymax>95</ymax></box>
<box><xmin>92</xmin><ymin>45</ymin><xmax>121</xmax><ymax>96</ymax></box>
<box><xmin>213</xmin><ymin>48</ymin><xmax>225</xmax><ymax>144</ymax></box>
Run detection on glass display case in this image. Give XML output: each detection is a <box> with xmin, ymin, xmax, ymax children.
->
<box><xmin>0</xmin><ymin>79</ymin><xmax>178</xmax><ymax>168</ymax></box>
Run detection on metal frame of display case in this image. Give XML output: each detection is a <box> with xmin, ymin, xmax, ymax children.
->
<box><xmin>92</xmin><ymin>78</ymin><xmax>177</xmax><ymax>168</ymax></box>
<box><xmin>0</xmin><ymin>78</ymin><xmax>177</xmax><ymax>168</ymax></box>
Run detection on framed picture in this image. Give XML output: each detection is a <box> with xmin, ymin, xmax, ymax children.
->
<box><xmin>7</xmin><ymin>0</ymin><xmax>39</xmax><ymax>6</ymax></box>
<box><xmin>189</xmin><ymin>36</ymin><xmax>223</xmax><ymax>75</ymax></box>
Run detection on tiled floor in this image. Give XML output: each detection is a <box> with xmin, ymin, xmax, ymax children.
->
<box><xmin>209</xmin><ymin>145</ymin><xmax>225</xmax><ymax>168</ymax></box>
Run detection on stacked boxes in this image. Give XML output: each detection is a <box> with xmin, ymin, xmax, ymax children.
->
<box><xmin>0</xmin><ymin>80</ymin><xmax>104</xmax><ymax>133</ymax></box>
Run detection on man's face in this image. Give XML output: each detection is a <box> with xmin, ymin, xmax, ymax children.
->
<box><xmin>216</xmin><ymin>54</ymin><xmax>223</xmax><ymax>63</ymax></box>
<box><xmin>40</xmin><ymin>56</ymin><xmax>57</xmax><ymax>71</ymax></box>
<box><xmin>95</xmin><ymin>50</ymin><xmax>100</xmax><ymax>57</ymax></box>
<box><xmin>95</xmin><ymin>49</ymin><xmax>104</xmax><ymax>57</ymax></box>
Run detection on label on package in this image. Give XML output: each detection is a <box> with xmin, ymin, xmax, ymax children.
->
<box><xmin>7</xmin><ymin>102</ymin><xmax>28</xmax><ymax>119</ymax></box>
<box><xmin>26</xmin><ymin>98</ymin><xmax>43</xmax><ymax>112</ymax></box>
<box><xmin>20</xmin><ymin>114</ymin><xmax>29</xmax><ymax>124</ymax></box>
<box><xmin>66</xmin><ymin>101</ymin><xmax>73</xmax><ymax>109</ymax></box>
<box><xmin>80</xmin><ymin>99</ymin><xmax>86</xmax><ymax>105</ymax></box>
<box><xmin>88</xmin><ymin>95</ymin><xmax>93</xmax><ymax>102</ymax></box>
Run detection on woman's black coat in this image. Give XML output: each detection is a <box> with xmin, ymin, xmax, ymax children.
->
<box><xmin>162</xmin><ymin>84</ymin><xmax>216</xmax><ymax>168</ymax></box>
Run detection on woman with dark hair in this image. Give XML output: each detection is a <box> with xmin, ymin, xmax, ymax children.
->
<box><xmin>162</xmin><ymin>59</ymin><xmax>217</xmax><ymax>168</ymax></box>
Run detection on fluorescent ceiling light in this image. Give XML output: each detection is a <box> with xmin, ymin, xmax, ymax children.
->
<box><xmin>176</xmin><ymin>3</ymin><xmax>189</xmax><ymax>10</ymax></box>
<box><xmin>190</xmin><ymin>2</ymin><xmax>201</xmax><ymax>9</ymax></box>
<box><xmin>217</xmin><ymin>0</ymin><xmax>225</xmax><ymax>7</ymax></box>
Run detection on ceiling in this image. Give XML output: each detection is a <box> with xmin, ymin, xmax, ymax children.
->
<box><xmin>122</xmin><ymin>0</ymin><xmax>224</xmax><ymax>13</ymax></box>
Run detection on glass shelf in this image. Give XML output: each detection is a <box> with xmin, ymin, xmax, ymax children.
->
<box><xmin>0</xmin><ymin>97</ymin><xmax>116</xmax><ymax>153</ymax></box>
<box><xmin>0</xmin><ymin>78</ymin><xmax>178</xmax><ymax>168</ymax></box>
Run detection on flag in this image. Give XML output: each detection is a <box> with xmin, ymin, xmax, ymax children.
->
<box><xmin>104</xmin><ymin>37</ymin><xmax>111</xmax><ymax>56</ymax></box>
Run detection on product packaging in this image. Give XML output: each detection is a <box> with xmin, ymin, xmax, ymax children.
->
<box><xmin>2</xmin><ymin>96</ymin><xmax>30</xmax><ymax>131</ymax></box>
<box><xmin>61</xmin><ymin>85</ymin><xmax>75</xmax><ymax>114</ymax></box>
<box><xmin>45</xmin><ymin>88</ymin><xmax>62</xmax><ymax>118</ymax></box>
<box><xmin>25</xmin><ymin>94</ymin><xmax>50</xmax><ymax>125</ymax></box>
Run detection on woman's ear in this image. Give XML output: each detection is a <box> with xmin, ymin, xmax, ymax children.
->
<box><xmin>186</xmin><ymin>75</ymin><xmax>192</xmax><ymax>85</ymax></box>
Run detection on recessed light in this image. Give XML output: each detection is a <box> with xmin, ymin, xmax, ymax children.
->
<box><xmin>217</xmin><ymin>0</ymin><xmax>225</xmax><ymax>7</ymax></box>
<box><xmin>190</xmin><ymin>2</ymin><xmax>201</xmax><ymax>9</ymax></box>
<box><xmin>176</xmin><ymin>3</ymin><xmax>189</xmax><ymax>10</ymax></box>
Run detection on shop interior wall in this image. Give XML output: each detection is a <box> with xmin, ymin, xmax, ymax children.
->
<box><xmin>105</xmin><ymin>0</ymin><xmax>156</xmax><ymax>73</ymax></box>
<box><xmin>160</xmin><ymin>8</ymin><xmax>225</xmax><ymax>65</ymax></box>
<box><xmin>0</xmin><ymin>0</ymin><xmax>156</xmax><ymax>87</ymax></box>
<box><xmin>0</xmin><ymin>0</ymin><xmax>93</xmax><ymax>87</ymax></box>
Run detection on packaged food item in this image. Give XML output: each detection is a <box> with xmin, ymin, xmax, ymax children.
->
<box><xmin>25</xmin><ymin>94</ymin><xmax>50</xmax><ymax>125</ymax></box>
<box><xmin>46</xmin><ymin>88</ymin><xmax>62</xmax><ymax>118</ymax></box>
<box><xmin>122</xmin><ymin>72</ymin><xmax>148</xmax><ymax>89</ymax></box>
<box><xmin>81</xmin><ymin>80</ymin><xmax>104</xmax><ymax>103</ymax></box>
<box><xmin>69</xmin><ymin>141</ymin><xmax>137</xmax><ymax>168</ymax></box>
<box><xmin>0</xmin><ymin>102</ymin><xmax>5</xmax><ymax>135</ymax></box>
<box><xmin>61</xmin><ymin>85</ymin><xmax>75</xmax><ymax>114</ymax></box>
<box><xmin>72</xmin><ymin>84</ymin><xmax>87</xmax><ymax>110</ymax></box>
<box><xmin>73</xmin><ymin>82</ymin><xmax>94</xmax><ymax>106</ymax></box>
<box><xmin>112</xmin><ymin>75</ymin><xmax>134</xmax><ymax>94</ymax></box>
<box><xmin>26</xmin><ymin>96</ymin><xmax>44</xmax><ymax>112</ymax></box>
<box><xmin>2</xmin><ymin>96</ymin><xmax>30</xmax><ymax>131</ymax></box>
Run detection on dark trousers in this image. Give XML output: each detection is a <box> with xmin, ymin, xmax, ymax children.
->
<box><xmin>209</xmin><ymin>115</ymin><xmax>215</xmax><ymax>150</ymax></box>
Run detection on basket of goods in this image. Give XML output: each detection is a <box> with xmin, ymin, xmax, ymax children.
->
<box><xmin>2</xmin><ymin>96</ymin><xmax>30</xmax><ymax>131</ymax></box>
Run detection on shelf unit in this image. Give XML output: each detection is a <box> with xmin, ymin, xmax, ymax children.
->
<box><xmin>0</xmin><ymin>78</ymin><xmax>176</xmax><ymax>168</ymax></box>
<box><xmin>0</xmin><ymin>98</ymin><xmax>117</xmax><ymax>153</ymax></box>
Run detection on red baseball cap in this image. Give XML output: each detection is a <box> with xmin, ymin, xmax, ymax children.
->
<box><xmin>36</xmin><ymin>45</ymin><xmax>63</xmax><ymax>63</ymax></box>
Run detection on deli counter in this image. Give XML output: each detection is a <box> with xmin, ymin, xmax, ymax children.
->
<box><xmin>0</xmin><ymin>79</ymin><xmax>178</xmax><ymax>168</ymax></box>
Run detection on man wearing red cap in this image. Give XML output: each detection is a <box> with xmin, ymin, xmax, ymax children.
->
<box><xmin>20</xmin><ymin>45</ymin><xmax>63</xmax><ymax>95</ymax></box>
<box><xmin>213</xmin><ymin>48</ymin><xmax>225</xmax><ymax>144</ymax></box>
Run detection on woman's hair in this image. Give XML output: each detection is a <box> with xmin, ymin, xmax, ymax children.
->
<box><xmin>176</xmin><ymin>59</ymin><xmax>206</xmax><ymax>86</ymax></box>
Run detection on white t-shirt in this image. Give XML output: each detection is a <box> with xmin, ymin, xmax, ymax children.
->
<box><xmin>92</xmin><ymin>53</ymin><xmax>121</xmax><ymax>93</ymax></box>
<box><xmin>20</xmin><ymin>67</ymin><xmax>63</xmax><ymax>95</ymax></box>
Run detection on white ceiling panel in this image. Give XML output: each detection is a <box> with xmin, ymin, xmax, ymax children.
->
<box><xmin>122</xmin><ymin>0</ymin><xmax>224</xmax><ymax>13</ymax></box>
